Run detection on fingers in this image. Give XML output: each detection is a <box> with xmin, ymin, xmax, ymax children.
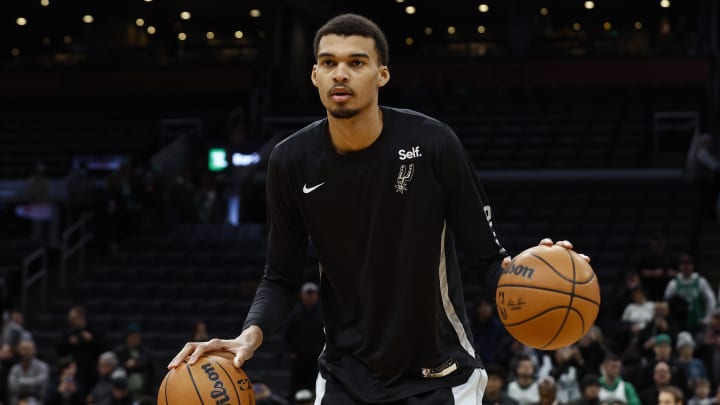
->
<box><xmin>578</xmin><ymin>253</ymin><xmax>591</xmax><ymax>263</ymax></box>
<box><xmin>539</xmin><ymin>238</ymin><xmax>553</xmax><ymax>246</ymax></box>
<box><xmin>501</xmin><ymin>257</ymin><xmax>512</xmax><ymax>270</ymax></box>
<box><xmin>188</xmin><ymin>338</ymin><xmax>223</xmax><ymax>365</ymax></box>
<box><xmin>168</xmin><ymin>342</ymin><xmax>198</xmax><ymax>369</ymax></box>
<box><xmin>555</xmin><ymin>240</ymin><xmax>573</xmax><ymax>250</ymax></box>
<box><xmin>233</xmin><ymin>348</ymin><xmax>253</xmax><ymax>369</ymax></box>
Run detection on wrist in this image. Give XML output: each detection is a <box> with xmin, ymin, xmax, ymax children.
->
<box><xmin>239</xmin><ymin>325</ymin><xmax>264</xmax><ymax>349</ymax></box>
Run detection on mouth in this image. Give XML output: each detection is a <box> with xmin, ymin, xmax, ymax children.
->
<box><xmin>330</xmin><ymin>86</ymin><xmax>352</xmax><ymax>102</ymax></box>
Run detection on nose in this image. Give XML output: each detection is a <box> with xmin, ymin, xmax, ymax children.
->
<box><xmin>332</xmin><ymin>62</ymin><xmax>349</xmax><ymax>82</ymax></box>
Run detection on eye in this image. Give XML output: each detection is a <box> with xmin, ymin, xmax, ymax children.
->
<box><xmin>352</xmin><ymin>60</ymin><xmax>364</xmax><ymax>67</ymax></box>
<box><xmin>321</xmin><ymin>59</ymin><xmax>335</xmax><ymax>67</ymax></box>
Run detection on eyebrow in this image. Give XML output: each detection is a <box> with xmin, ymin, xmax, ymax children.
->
<box><xmin>318</xmin><ymin>52</ymin><xmax>370</xmax><ymax>59</ymax></box>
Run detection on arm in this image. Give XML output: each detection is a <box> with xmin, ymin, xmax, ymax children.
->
<box><xmin>700</xmin><ymin>278</ymin><xmax>717</xmax><ymax>323</ymax></box>
<box><xmin>438</xmin><ymin>128</ymin><xmax>508</xmax><ymax>297</ymax></box>
<box><xmin>17</xmin><ymin>362</ymin><xmax>50</xmax><ymax>395</ymax></box>
<box><xmin>664</xmin><ymin>279</ymin><xmax>676</xmax><ymax>300</ymax></box>
<box><xmin>624</xmin><ymin>381</ymin><xmax>641</xmax><ymax>405</ymax></box>
<box><xmin>243</xmin><ymin>145</ymin><xmax>308</xmax><ymax>335</ymax></box>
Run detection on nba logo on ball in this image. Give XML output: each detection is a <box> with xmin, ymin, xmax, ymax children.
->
<box><xmin>496</xmin><ymin>245</ymin><xmax>601</xmax><ymax>350</ymax></box>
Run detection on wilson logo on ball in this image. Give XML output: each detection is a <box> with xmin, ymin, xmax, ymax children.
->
<box><xmin>201</xmin><ymin>363</ymin><xmax>232</xmax><ymax>405</ymax></box>
<box><xmin>502</xmin><ymin>263</ymin><xmax>535</xmax><ymax>279</ymax></box>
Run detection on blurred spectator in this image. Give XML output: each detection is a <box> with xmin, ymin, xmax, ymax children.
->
<box><xmin>87</xmin><ymin>352</ymin><xmax>123</xmax><ymax>405</ymax></box>
<box><xmin>112</xmin><ymin>323</ymin><xmax>154</xmax><ymax>398</ymax></box>
<box><xmin>109</xmin><ymin>373</ymin><xmax>131</xmax><ymax>405</ymax></box>
<box><xmin>687</xmin><ymin>379</ymin><xmax>713</xmax><ymax>405</ymax></box>
<box><xmin>664</xmin><ymin>254</ymin><xmax>716</xmax><ymax>332</ymax></box>
<box><xmin>48</xmin><ymin>356</ymin><xmax>84</xmax><ymax>405</ymax></box>
<box><xmin>695</xmin><ymin>309</ymin><xmax>720</xmax><ymax>386</ymax></box>
<box><xmin>482</xmin><ymin>364</ymin><xmax>519</xmax><ymax>405</ymax></box>
<box><xmin>638</xmin><ymin>302</ymin><xmax>681</xmax><ymax>355</ymax></box>
<box><xmin>659</xmin><ymin>386</ymin><xmax>685</xmax><ymax>405</ymax></box>
<box><xmin>472</xmin><ymin>297</ymin><xmax>511</xmax><ymax>365</ymax></box>
<box><xmin>191</xmin><ymin>321</ymin><xmax>208</xmax><ymax>341</ymax></box>
<box><xmin>195</xmin><ymin>173</ymin><xmax>218</xmax><ymax>223</ymax></box>
<box><xmin>57</xmin><ymin>306</ymin><xmax>105</xmax><ymax>391</ymax></box>
<box><xmin>569</xmin><ymin>374</ymin><xmax>600</xmax><ymax>405</ymax></box>
<box><xmin>292</xmin><ymin>389</ymin><xmax>313</xmax><ymax>405</ymax></box>
<box><xmin>687</xmin><ymin>133</ymin><xmax>720</xmax><ymax>221</ymax></box>
<box><xmin>675</xmin><ymin>331</ymin><xmax>707</xmax><ymax>389</ymax></box>
<box><xmin>549</xmin><ymin>346</ymin><xmax>585</xmax><ymax>404</ymax></box>
<box><xmin>7</xmin><ymin>340</ymin><xmax>49</xmax><ymax>405</ymax></box>
<box><xmin>637</xmin><ymin>334</ymin><xmax>688</xmax><ymax>394</ymax></box>
<box><xmin>2</xmin><ymin>310</ymin><xmax>31</xmax><ymax>354</ymax></box>
<box><xmin>607</xmin><ymin>272</ymin><xmax>642</xmax><ymax>320</ymax></box>
<box><xmin>538</xmin><ymin>376</ymin><xmax>559</xmax><ymax>405</ymax></box>
<box><xmin>639</xmin><ymin>361</ymin><xmax>672</xmax><ymax>405</ymax></box>
<box><xmin>284</xmin><ymin>282</ymin><xmax>323</xmax><ymax>396</ymax></box>
<box><xmin>637</xmin><ymin>233</ymin><xmax>677</xmax><ymax>301</ymax></box>
<box><xmin>577</xmin><ymin>326</ymin><xmax>606</xmax><ymax>376</ymax></box>
<box><xmin>507</xmin><ymin>355</ymin><xmax>539</xmax><ymax>405</ymax></box>
<box><xmin>621</xmin><ymin>286</ymin><xmax>655</xmax><ymax>344</ymax></box>
<box><xmin>598</xmin><ymin>353</ymin><xmax>640</xmax><ymax>405</ymax></box>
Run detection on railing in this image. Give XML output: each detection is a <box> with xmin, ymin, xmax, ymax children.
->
<box><xmin>21</xmin><ymin>248</ymin><xmax>48</xmax><ymax>313</ymax></box>
<box><xmin>60</xmin><ymin>212</ymin><xmax>94</xmax><ymax>290</ymax></box>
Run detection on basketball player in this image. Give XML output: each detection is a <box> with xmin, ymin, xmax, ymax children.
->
<box><xmin>169</xmin><ymin>13</ymin><xmax>589</xmax><ymax>404</ymax></box>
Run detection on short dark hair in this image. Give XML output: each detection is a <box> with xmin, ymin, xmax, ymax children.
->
<box><xmin>485</xmin><ymin>364</ymin><xmax>508</xmax><ymax>382</ymax></box>
<box><xmin>313</xmin><ymin>13</ymin><xmax>390</xmax><ymax>66</ymax></box>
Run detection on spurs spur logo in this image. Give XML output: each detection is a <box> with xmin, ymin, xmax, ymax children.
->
<box><xmin>394</xmin><ymin>164</ymin><xmax>414</xmax><ymax>194</ymax></box>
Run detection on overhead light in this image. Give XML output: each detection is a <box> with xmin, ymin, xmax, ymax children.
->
<box><xmin>82</xmin><ymin>14</ymin><xmax>94</xmax><ymax>24</ymax></box>
<box><xmin>405</xmin><ymin>37</ymin><xmax>414</xmax><ymax>46</ymax></box>
<box><xmin>447</xmin><ymin>26</ymin><xmax>456</xmax><ymax>35</ymax></box>
<box><xmin>144</xmin><ymin>0</ymin><xmax>152</xmax><ymax>2</ymax></box>
<box><xmin>16</xmin><ymin>17</ymin><xmax>27</xmax><ymax>26</ymax></box>
<box><xmin>603</xmin><ymin>22</ymin><xmax>612</xmax><ymax>31</ymax></box>
<box><xmin>634</xmin><ymin>21</ymin><xmax>643</xmax><ymax>30</ymax></box>
<box><xmin>249</xmin><ymin>9</ymin><xmax>261</xmax><ymax>17</ymax></box>
<box><xmin>147</xmin><ymin>26</ymin><xmax>156</xmax><ymax>34</ymax></box>
<box><xmin>477</xmin><ymin>25</ymin><xmax>486</xmax><ymax>34</ymax></box>
<box><xmin>405</xmin><ymin>6</ymin><xmax>416</xmax><ymax>14</ymax></box>
<box><xmin>573</xmin><ymin>22</ymin><xmax>581</xmax><ymax>31</ymax></box>
<box><xmin>206</xmin><ymin>32</ymin><xmax>215</xmax><ymax>40</ymax></box>
<box><xmin>178</xmin><ymin>32</ymin><xmax>187</xmax><ymax>41</ymax></box>
<box><xmin>40</xmin><ymin>0</ymin><xmax>50</xmax><ymax>6</ymax></box>
<box><xmin>395</xmin><ymin>0</ymin><xmax>405</xmax><ymax>2</ymax></box>
<box><xmin>180</xmin><ymin>11</ymin><xmax>191</xmax><ymax>20</ymax></box>
<box><xmin>11</xmin><ymin>48</ymin><xmax>20</xmax><ymax>57</ymax></box>
<box><xmin>64</xmin><ymin>35</ymin><xmax>72</xmax><ymax>44</ymax></box>
<box><xmin>478</xmin><ymin>4</ymin><xmax>489</xmax><ymax>13</ymax></box>
<box><xmin>234</xmin><ymin>30</ymin><xmax>244</xmax><ymax>39</ymax></box>
<box><xmin>136</xmin><ymin>18</ymin><xmax>145</xmax><ymax>27</ymax></box>
<box><xmin>660</xmin><ymin>0</ymin><xmax>670</xmax><ymax>7</ymax></box>
<box><xmin>584</xmin><ymin>1</ymin><xmax>595</xmax><ymax>10</ymax></box>
<box><xmin>540</xmin><ymin>7</ymin><xmax>548</xmax><ymax>16</ymax></box>
<box><xmin>424</xmin><ymin>27</ymin><xmax>432</xmax><ymax>35</ymax></box>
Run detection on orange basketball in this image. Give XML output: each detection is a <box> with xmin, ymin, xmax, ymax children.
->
<box><xmin>495</xmin><ymin>244</ymin><xmax>600</xmax><ymax>350</ymax></box>
<box><xmin>158</xmin><ymin>354</ymin><xmax>254</xmax><ymax>405</ymax></box>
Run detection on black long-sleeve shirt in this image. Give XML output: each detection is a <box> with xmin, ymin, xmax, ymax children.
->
<box><xmin>243</xmin><ymin>106</ymin><xmax>508</xmax><ymax>402</ymax></box>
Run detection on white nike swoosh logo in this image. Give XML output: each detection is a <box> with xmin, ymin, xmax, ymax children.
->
<box><xmin>303</xmin><ymin>183</ymin><xmax>325</xmax><ymax>193</ymax></box>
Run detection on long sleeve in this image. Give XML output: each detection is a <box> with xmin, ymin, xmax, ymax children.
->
<box><xmin>243</xmin><ymin>145</ymin><xmax>308</xmax><ymax>336</ymax></box>
<box><xmin>624</xmin><ymin>381</ymin><xmax>641</xmax><ymax>405</ymax></box>
<box><xmin>700</xmin><ymin>277</ymin><xmax>717</xmax><ymax>323</ymax></box>
<box><xmin>439</xmin><ymin>129</ymin><xmax>508</xmax><ymax>297</ymax></box>
<box><xmin>664</xmin><ymin>279</ymin><xmax>677</xmax><ymax>300</ymax></box>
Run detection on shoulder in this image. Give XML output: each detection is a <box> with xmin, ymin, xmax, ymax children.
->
<box><xmin>384</xmin><ymin>106</ymin><xmax>456</xmax><ymax>137</ymax></box>
<box><xmin>271</xmin><ymin>118</ymin><xmax>326</xmax><ymax>163</ymax></box>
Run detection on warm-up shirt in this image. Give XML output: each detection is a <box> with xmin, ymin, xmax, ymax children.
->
<box><xmin>243</xmin><ymin>106</ymin><xmax>508</xmax><ymax>402</ymax></box>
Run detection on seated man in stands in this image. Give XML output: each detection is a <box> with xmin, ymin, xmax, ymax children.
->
<box><xmin>57</xmin><ymin>306</ymin><xmax>106</xmax><ymax>391</ymax></box>
<box><xmin>636</xmin><ymin>232</ymin><xmax>676</xmax><ymax>302</ymax></box>
<box><xmin>637</xmin><ymin>334</ymin><xmax>689</xmax><ymax>394</ymax></box>
<box><xmin>639</xmin><ymin>361</ymin><xmax>672</xmax><ymax>405</ymax></box>
<box><xmin>695</xmin><ymin>308</ymin><xmax>720</xmax><ymax>386</ymax></box>
<box><xmin>507</xmin><ymin>355</ymin><xmax>539</xmax><ymax>405</ymax></box>
<box><xmin>658</xmin><ymin>386</ymin><xmax>685</xmax><ymax>405</ymax></box>
<box><xmin>112</xmin><ymin>323</ymin><xmax>154</xmax><ymax>399</ymax></box>
<box><xmin>7</xmin><ymin>339</ymin><xmax>49</xmax><ymax>405</ymax></box>
<box><xmin>663</xmin><ymin>254</ymin><xmax>716</xmax><ymax>333</ymax></box>
<box><xmin>598</xmin><ymin>353</ymin><xmax>640</xmax><ymax>405</ymax></box>
<box><xmin>621</xmin><ymin>286</ymin><xmax>655</xmax><ymax>345</ymax></box>
<box><xmin>482</xmin><ymin>364</ymin><xmax>519</xmax><ymax>405</ymax></box>
<box><xmin>87</xmin><ymin>352</ymin><xmax>123</xmax><ymax>405</ymax></box>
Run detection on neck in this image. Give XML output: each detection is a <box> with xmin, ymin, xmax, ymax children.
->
<box><xmin>327</xmin><ymin>106</ymin><xmax>383</xmax><ymax>153</ymax></box>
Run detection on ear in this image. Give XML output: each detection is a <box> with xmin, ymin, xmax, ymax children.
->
<box><xmin>311</xmin><ymin>64</ymin><xmax>319</xmax><ymax>88</ymax></box>
<box><xmin>378</xmin><ymin>66</ymin><xmax>390</xmax><ymax>88</ymax></box>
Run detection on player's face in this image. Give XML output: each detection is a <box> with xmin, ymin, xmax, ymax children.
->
<box><xmin>312</xmin><ymin>34</ymin><xmax>389</xmax><ymax>119</ymax></box>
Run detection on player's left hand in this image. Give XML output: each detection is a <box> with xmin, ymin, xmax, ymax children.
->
<box><xmin>501</xmin><ymin>238</ymin><xmax>591</xmax><ymax>269</ymax></box>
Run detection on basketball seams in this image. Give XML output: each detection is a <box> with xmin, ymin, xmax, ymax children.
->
<box><xmin>213</xmin><ymin>359</ymin><xmax>242</xmax><ymax>405</ymax></box>
<box><xmin>186</xmin><ymin>363</ymin><xmax>206</xmax><ymax>405</ymax></box>
<box><xmin>495</xmin><ymin>284</ymin><xmax>600</xmax><ymax>306</ymax></box>
<box><xmin>539</xmin><ymin>249</ymin><xmax>578</xmax><ymax>349</ymax></box>
<box><xmin>526</xmin><ymin>252</ymin><xmax>574</xmax><ymax>283</ymax></box>
<box><xmin>163</xmin><ymin>373</ymin><xmax>169</xmax><ymax>405</ymax></box>
<box><xmin>502</xmin><ymin>305</ymin><xmax>571</xmax><ymax>327</ymax></box>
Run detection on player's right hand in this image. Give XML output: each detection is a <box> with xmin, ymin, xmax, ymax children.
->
<box><xmin>167</xmin><ymin>325</ymin><xmax>264</xmax><ymax>370</ymax></box>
